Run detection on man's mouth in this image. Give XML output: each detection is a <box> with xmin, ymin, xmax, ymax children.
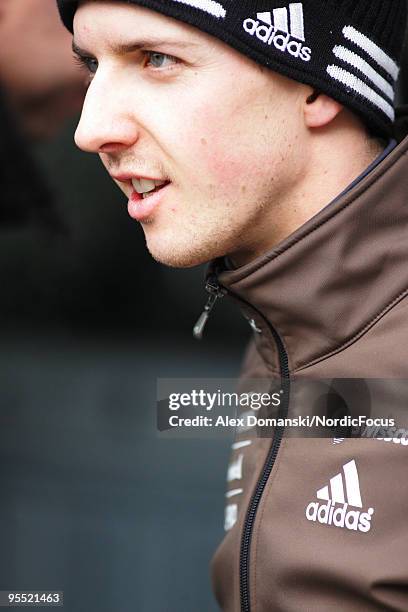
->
<box><xmin>131</xmin><ymin>178</ymin><xmax>170</xmax><ymax>199</ymax></box>
<box><xmin>127</xmin><ymin>180</ymin><xmax>172</xmax><ymax>222</ymax></box>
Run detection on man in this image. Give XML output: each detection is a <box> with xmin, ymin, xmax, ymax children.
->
<box><xmin>0</xmin><ymin>0</ymin><xmax>85</xmax><ymax>227</ymax></box>
<box><xmin>57</xmin><ymin>1</ymin><xmax>408</xmax><ymax>610</ymax></box>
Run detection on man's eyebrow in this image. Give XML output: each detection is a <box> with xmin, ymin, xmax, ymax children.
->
<box><xmin>72</xmin><ymin>38</ymin><xmax>199</xmax><ymax>56</ymax></box>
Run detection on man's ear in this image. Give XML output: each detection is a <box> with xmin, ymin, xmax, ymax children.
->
<box><xmin>304</xmin><ymin>89</ymin><xmax>344</xmax><ymax>128</ymax></box>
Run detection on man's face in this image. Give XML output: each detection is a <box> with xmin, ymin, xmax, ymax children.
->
<box><xmin>0</xmin><ymin>0</ymin><xmax>85</xmax><ymax>139</ymax></box>
<box><xmin>74</xmin><ymin>0</ymin><xmax>308</xmax><ymax>267</ymax></box>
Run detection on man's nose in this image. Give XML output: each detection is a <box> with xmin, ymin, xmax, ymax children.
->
<box><xmin>74</xmin><ymin>76</ymin><xmax>139</xmax><ymax>154</ymax></box>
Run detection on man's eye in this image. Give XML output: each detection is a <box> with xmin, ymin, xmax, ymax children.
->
<box><xmin>73</xmin><ymin>54</ymin><xmax>98</xmax><ymax>75</ymax></box>
<box><xmin>145</xmin><ymin>51</ymin><xmax>179</xmax><ymax>70</ymax></box>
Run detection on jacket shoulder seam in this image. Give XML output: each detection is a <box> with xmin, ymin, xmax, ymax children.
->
<box><xmin>226</xmin><ymin>144</ymin><xmax>408</xmax><ymax>282</ymax></box>
<box><xmin>294</xmin><ymin>289</ymin><xmax>408</xmax><ymax>372</ymax></box>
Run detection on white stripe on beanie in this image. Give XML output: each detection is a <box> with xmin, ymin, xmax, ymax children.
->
<box><xmin>342</xmin><ymin>26</ymin><xmax>399</xmax><ymax>82</ymax></box>
<box><xmin>171</xmin><ymin>0</ymin><xmax>226</xmax><ymax>19</ymax></box>
<box><xmin>332</xmin><ymin>46</ymin><xmax>395</xmax><ymax>102</ymax></box>
<box><xmin>326</xmin><ymin>65</ymin><xmax>395</xmax><ymax>120</ymax></box>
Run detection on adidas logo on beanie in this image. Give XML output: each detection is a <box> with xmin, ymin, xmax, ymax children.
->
<box><xmin>243</xmin><ymin>4</ymin><xmax>312</xmax><ymax>63</ymax></box>
<box><xmin>57</xmin><ymin>0</ymin><xmax>407</xmax><ymax>137</ymax></box>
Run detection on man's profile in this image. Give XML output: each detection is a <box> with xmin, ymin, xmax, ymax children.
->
<box><xmin>57</xmin><ymin>1</ymin><xmax>408</xmax><ymax>610</ymax></box>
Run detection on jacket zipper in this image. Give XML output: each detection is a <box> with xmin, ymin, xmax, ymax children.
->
<box><xmin>239</xmin><ymin>324</ymin><xmax>290</xmax><ymax>612</ymax></box>
<box><xmin>193</xmin><ymin>277</ymin><xmax>227</xmax><ymax>340</ymax></box>
<box><xmin>194</xmin><ymin>276</ymin><xmax>290</xmax><ymax>612</ymax></box>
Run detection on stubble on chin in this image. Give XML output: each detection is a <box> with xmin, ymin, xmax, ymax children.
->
<box><xmin>145</xmin><ymin>239</ymin><xmax>215</xmax><ymax>269</ymax></box>
<box><xmin>139</xmin><ymin>179</ymin><xmax>276</xmax><ymax>268</ymax></box>
<box><xmin>142</xmin><ymin>218</ymin><xmax>248</xmax><ymax>269</ymax></box>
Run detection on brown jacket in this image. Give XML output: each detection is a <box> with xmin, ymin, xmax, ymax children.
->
<box><xmin>208</xmin><ymin>115</ymin><xmax>408</xmax><ymax>611</ymax></box>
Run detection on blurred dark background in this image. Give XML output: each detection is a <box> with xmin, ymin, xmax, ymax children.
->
<box><xmin>1</xmin><ymin>3</ymin><xmax>408</xmax><ymax>610</ymax></box>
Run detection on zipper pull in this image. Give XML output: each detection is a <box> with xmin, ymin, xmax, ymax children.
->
<box><xmin>193</xmin><ymin>280</ymin><xmax>226</xmax><ymax>340</ymax></box>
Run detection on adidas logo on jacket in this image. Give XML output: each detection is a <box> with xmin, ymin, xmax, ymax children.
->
<box><xmin>305</xmin><ymin>460</ymin><xmax>374</xmax><ymax>533</ymax></box>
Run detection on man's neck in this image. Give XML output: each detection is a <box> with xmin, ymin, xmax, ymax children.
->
<box><xmin>230</xmin><ymin>118</ymin><xmax>384</xmax><ymax>268</ymax></box>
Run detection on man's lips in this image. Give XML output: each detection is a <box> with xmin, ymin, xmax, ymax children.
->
<box><xmin>110</xmin><ymin>173</ymin><xmax>168</xmax><ymax>183</ymax></box>
<box><xmin>127</xmin><ymin>182</ymin><xmax>172</xmax><ymax>222</ymax></box>
<box><xmin>108</xmin><ymin>172</ymin><xmax>172</xmax><ymax>221</ymax></box>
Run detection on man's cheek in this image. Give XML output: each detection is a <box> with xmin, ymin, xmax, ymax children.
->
<box><xmin>179</xmin><ymin>111</ymin><xmax>263</xmax><ymax>199</ymax></box>
<box><xmin>195</xmin><ymin>136</ymin><xmax>253</xmax><ymax>191</ymax></box>
<box><xmin>199</xmin><ymin>121</ymin><xmax>264</xmax><ymax>189</ymax></box>
<box><xmin>203</xmin><ymin>149</ymin><xmax>263</xmax><ymax>205</ymax></box>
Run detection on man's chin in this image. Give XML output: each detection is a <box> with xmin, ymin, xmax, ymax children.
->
<box><xmin>145</xmin><ymin>238</ymin><xmax>217</xmax><ymax>269</ymax></box>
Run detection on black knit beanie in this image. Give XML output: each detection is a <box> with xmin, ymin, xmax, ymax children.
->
<box><xmin>57</xmin><ymin>0</ymin><xmax>407</xmax><ymax>137</ymax></box>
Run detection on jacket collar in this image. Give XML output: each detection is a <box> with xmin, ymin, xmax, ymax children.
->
<box><xmin>209</xmin><ymin>111</ymin><xmax>408</xmax><ymax>373</ymax></box>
